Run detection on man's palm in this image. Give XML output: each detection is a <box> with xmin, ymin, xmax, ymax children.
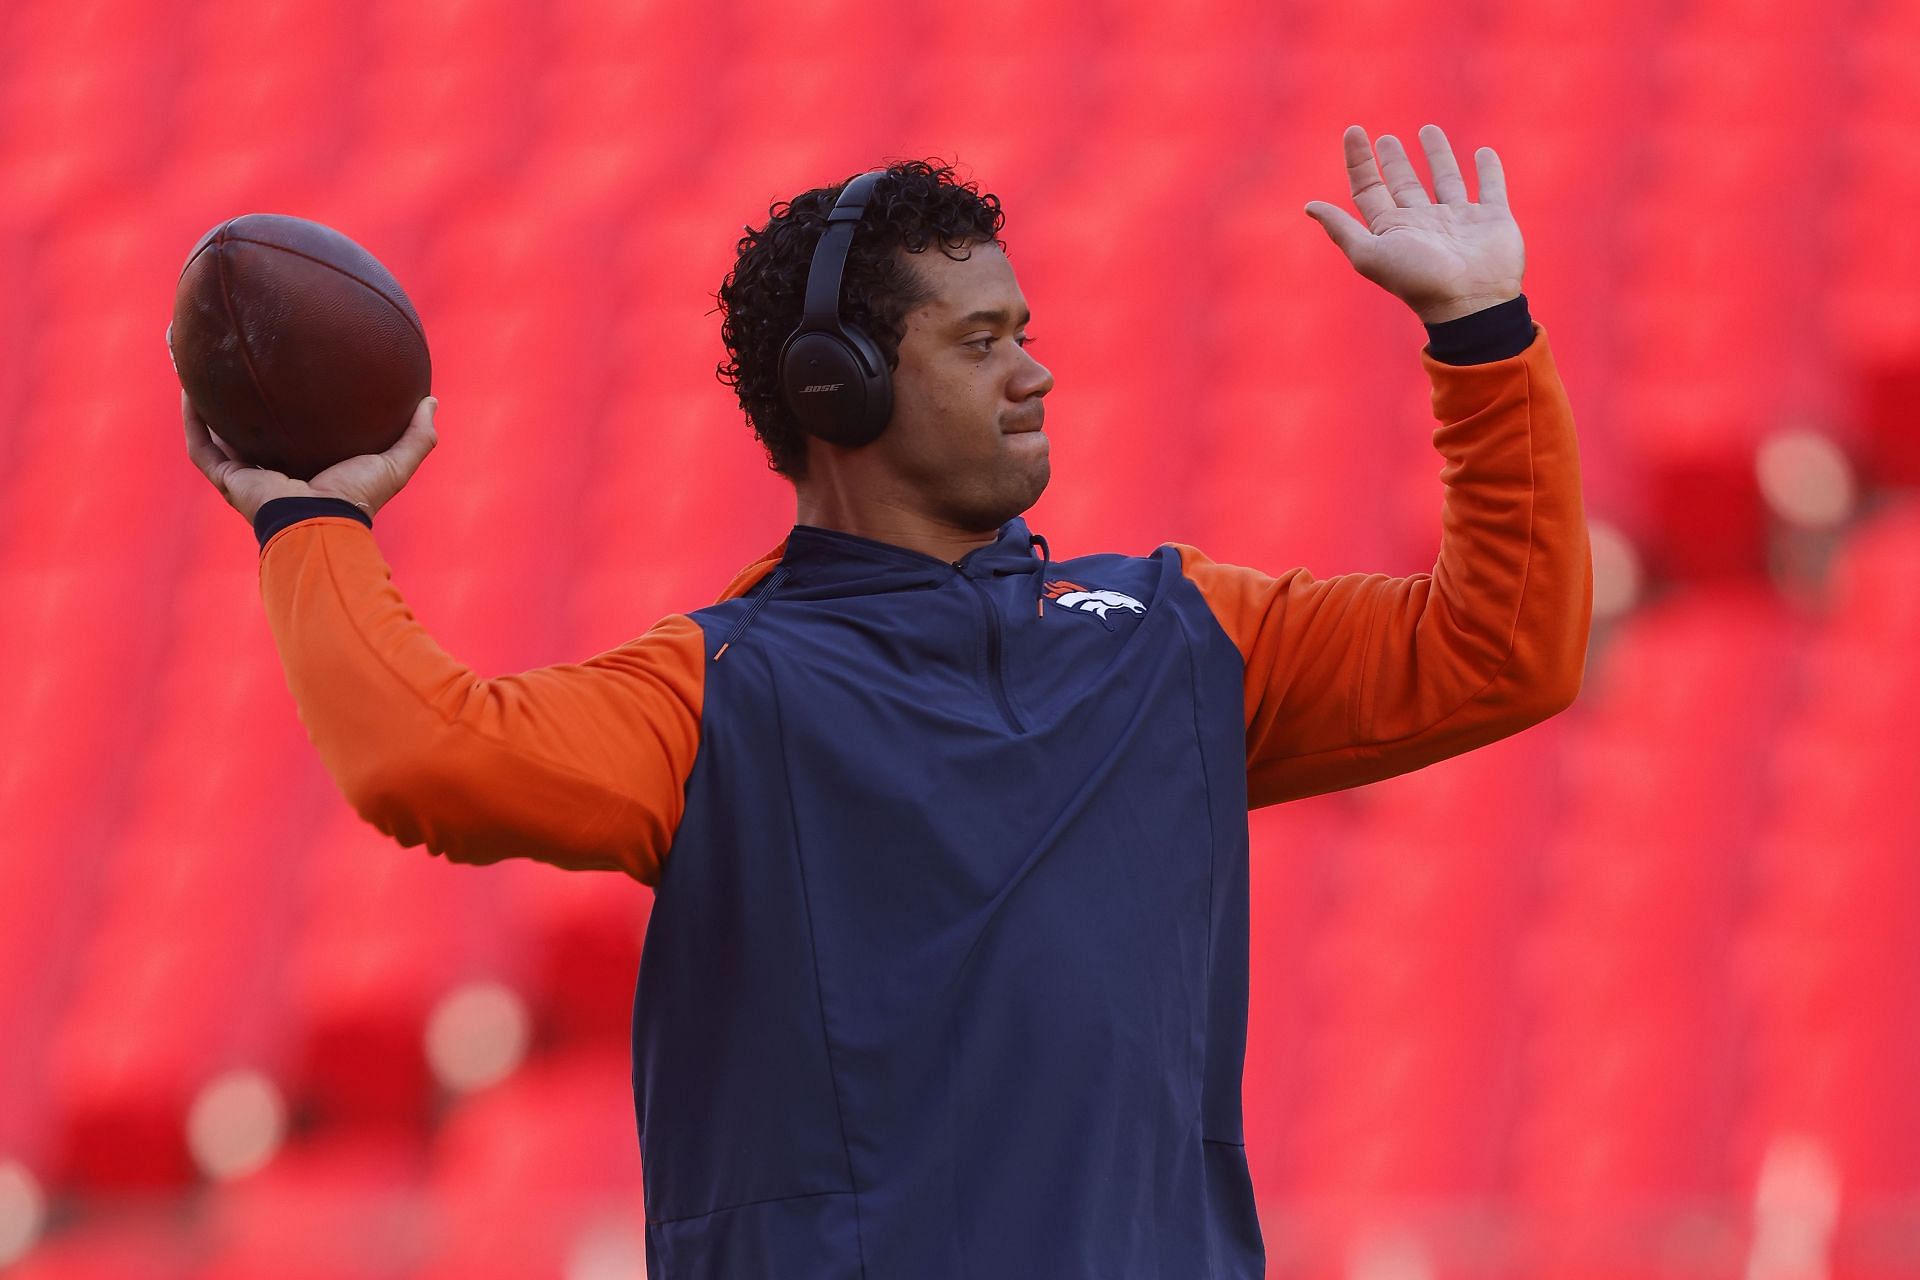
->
<box><xmin>184</xmin><ymin>391</ymin><xmax>438</xmax><ymax>525</ymax></box>
<box><xmin>1305</xmin><ymin>124</ymin><xmax>1525</xmax><ymax>325</ymax></box>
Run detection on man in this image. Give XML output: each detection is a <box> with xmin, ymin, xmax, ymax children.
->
<box><xmin>186</xmin><ymin>126</ymin><xmax>1590</xmax><ymax>1278</ymax></box>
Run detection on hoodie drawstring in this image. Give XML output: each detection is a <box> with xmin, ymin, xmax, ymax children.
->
<box><xmin>713</xmin><ymin>565</ymin><xmax>789</xmax><ymax>659</ymax></box>
<box><xmin>1030</xmin><ymin>532</ymin><xmax>1051</xmax><ymax>618</ymax></box>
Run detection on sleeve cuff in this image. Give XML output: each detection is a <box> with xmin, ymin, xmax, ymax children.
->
<box><xmin>254</xmin><ymin>495</ymin><xmax>372</xmax><ymax>549</ymax></box>
<box><xmin>1423</xmin><ymin>294</ymin><xmax>1534</xmax><ymax>365</ymax></box>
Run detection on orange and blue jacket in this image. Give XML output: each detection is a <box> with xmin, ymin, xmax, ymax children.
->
<box><xmin>255</xmin><ymin>296</ymin><xmax>1589</xmax><ymax>1278</ymax></box>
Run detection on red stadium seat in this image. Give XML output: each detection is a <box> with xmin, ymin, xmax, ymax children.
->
<box><xmin>0</xmin><ymin>22</ymin><xmax>174</xmax><ymax>221</ymax></box>
<box><xmin>413</xmin><ymin>1047</ymin><xmax>645</xmax><ymax>1279</ymax></box>
<box><xmin>284</xmin><ymin>813</ymin><xmax>501</xmax><ymax>1132</ymax></box>
<box><xmin>195</xmin><ymin>1132</ymin><xmax>427</xmax><ymax>1280</ymax></box>
<box><xmin>3</xmin><ymin>1210</ymin><xmax>196</xmax><ymax>1280</ymax></box>
<box><xmin>1735</xmin><ymin>502</ymin><xmax>1920</xmax><ymax>1222</ymax></box>
<box><xmin>3</xmin><ymin>1</ymin><xmax>1909</xmax><ymax>1270</ymax></box>
<box><xmin>1289</xmin><ymin>740</ymin><xmax>1558</xmax><ymax>1206</ymax></box>
<box><xmin>495</xmin><ymin>862</ymin><xmax>650</xmax><ymax>1048</ymax></box>
<box><xmin>1515</xmin><ymin>588</ymin><xmax>1801</xmax><ymax>1220</ymax></box>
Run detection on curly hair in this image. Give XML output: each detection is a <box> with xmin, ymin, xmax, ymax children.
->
<box><xmin>716</xmin><ymin>160</ymin><xmax>1007</xmax><ymax>480</ymax></box>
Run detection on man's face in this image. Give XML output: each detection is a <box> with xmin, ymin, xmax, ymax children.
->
<box><xmin>866</xmin><ymin>241</ymin><xmax>1054</xmax><ymax>532</ymax></box>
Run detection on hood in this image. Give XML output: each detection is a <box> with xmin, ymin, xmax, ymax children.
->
<box><xmin>714</xmin><ymin>516</ymin><xmax>1048</xmax><ymax>604</ymax></box>
<box><xmin>708</xmin><ymin>516</ymin><xmax>1056</xmax><ymax>659</ymax></box>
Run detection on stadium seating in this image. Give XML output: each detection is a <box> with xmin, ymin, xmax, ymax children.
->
<box><xmin>3</xmin><ymin>0</ymin><xmax>1917</xmax><ymax>1274</ymax></box>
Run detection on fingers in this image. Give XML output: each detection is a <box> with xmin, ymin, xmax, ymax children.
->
<box><xmin>182</xmin><ymin>391</ymin><xmax>263</xmax><ymax>518</ymax></box>
<box><xmin>1419</xmin><ymin>125</ymin><xmax>1470</xmax><ymax>205</ymax></box>
<box><xmin>1475</xmin><ymin>145</ymin><xmax>1508</xmax><ymax>207</ymax></box>
<box><xmin>182</xmin><ymin>391</ymin><xmax>237</xmax><ymax>485</ymax></box>
<box><xmin>1333</xmin><ymin>123</ymin><xmax>1497</xmax><ymax>210</ymax></box>
<box><xmin>1340</xmin><ymin>125</ymin><xmax>1397</xmax><ymax>226</ymax></box>
<box><xmin>1373</xmin><ymin>134</ymin><xmax>1432</xmax><ymax>207</ymax></box>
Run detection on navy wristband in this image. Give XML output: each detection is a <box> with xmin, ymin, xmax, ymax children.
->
<box><xmin>254</xmin><ymin>495</ymin><xmax>372</xmax><ymax>550</ymax></box>
<box><xmin>1423</xmin><ymin>294</ymin><xmax>1534</xmax><ymax>365</ymax></box>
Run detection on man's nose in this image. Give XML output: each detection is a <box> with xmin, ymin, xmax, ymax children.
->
<box><xmin>1012</xmin><ymin>348</ymin><xmax>1054</xmax><ymax>400</ymax></box>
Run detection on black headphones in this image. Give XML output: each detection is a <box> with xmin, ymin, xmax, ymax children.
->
<box><xmin>777</xmin><ymin>169</ymin><xmax>893</xmax><ymax>448</ymax></box>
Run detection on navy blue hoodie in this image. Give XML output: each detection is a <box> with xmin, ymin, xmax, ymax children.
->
<box><xmin>640</xmin><ymin>516</ymin><xmax>1262</xmax><ymax>1277</ymax></box>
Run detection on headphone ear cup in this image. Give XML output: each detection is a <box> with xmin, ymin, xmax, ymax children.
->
<box><xmin>834</xmin><ymin>323</ymin><xmax>893</xmax><ymax>447</ymax></box>
<box><xmin>779</xmin><ymin>325</ymin><xmax>893</xmax><ymax>448</ymax></box>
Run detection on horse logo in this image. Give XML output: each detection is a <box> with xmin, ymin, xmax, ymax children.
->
<box><xmin>1043</xmin><ymin>580</ymin><xmax>1146</xmax><ymax>623</ymax></box>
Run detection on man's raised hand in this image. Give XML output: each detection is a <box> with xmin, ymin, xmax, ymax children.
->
<box><xmin>184</xmin><ymin>391</ymin><xmax>439</xmax><ymax>526</ymax></box>
<box><xmin>1304</xmin><ymin>124</ymin><xmax>1525</xmax><ymax>325</ymax></box>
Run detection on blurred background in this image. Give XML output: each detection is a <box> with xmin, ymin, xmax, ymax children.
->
<box><xmin>2</xmin><ymin>0</ymin><xmax>1917</xmax><ymax>1275</ymax></box>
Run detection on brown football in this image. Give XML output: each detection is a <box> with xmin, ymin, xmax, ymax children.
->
<box><xmin>170</xmin><ymin>214</ymin><xmax>431</xmax><ymax>480</ymax></box>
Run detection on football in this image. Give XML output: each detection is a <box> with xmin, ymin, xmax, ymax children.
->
<box><xmin>169</xmin><ymin>214</ymin><xmax>431</xmax><ymax>480</ymax></box>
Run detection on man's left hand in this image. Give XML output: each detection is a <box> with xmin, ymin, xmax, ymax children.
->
<box><xmin>1304</xmin><ymin>124</ymin><xmax>1525</xmax><ymax>325</ymax></box>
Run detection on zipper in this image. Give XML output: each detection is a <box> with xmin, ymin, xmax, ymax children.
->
<box><xmin>712</xmin><ymin>565</ymin><xmax>789</xmax><ymax>659</ymax></box>
<box><xmin>956</xmin><ymin>566</ymin><xmax>1026</xmax><ymax>734</ymax></box>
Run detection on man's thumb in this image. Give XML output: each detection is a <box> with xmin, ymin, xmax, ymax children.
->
<box><xmin>390</xmin><ymin>396</ymin><xmax>439</xmax><ymax>475</ymax></box>
<box><xmin>1304</xmin><ymin>201</ymin><xmax>1369</xmax><ymax>258</ymax></box>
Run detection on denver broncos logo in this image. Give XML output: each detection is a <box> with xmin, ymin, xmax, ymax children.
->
<box><xmin>1043</xmin><ymin>579</ymin><xmax>1146</xmax><ymax>622</ymax></box>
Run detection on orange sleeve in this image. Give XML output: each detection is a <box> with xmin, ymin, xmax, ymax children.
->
<box><xmin>1176</xmin><ymin>321</ymin><xmax>1592</xmax><ymax>809</ymax></box>
<box><xmin>258</xmin><ymin>517</ymin><xmax>704</xmax><ymax>885</ymax></box>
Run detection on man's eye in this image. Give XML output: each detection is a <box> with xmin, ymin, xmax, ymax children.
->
<box><xmin>967</xmin><ymin>337</ymin><xmax>995</xmax><ymax>351</ymax></box>
<box><xmin>1015</xmin><ymin>333</ymin><xmax>1035</xmax><ymax>348</ymax></box>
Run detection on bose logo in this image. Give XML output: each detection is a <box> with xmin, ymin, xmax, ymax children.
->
<box><xmin>801</xmin><ymin>383</ymin><xmax>846</xmax><ymax>394</ymax></box>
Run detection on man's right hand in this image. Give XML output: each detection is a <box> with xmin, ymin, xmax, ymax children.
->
<box><xmin>184</xmin><ymin>391</ymin><xmax>439</xmax><ymax>526</ymax></box>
